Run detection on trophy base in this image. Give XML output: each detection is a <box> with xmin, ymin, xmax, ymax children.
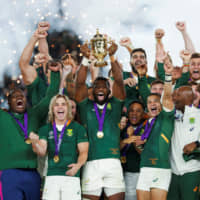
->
<box><xmin>95</xmin><ymin>61</ymin><xmax>108</xmax><ymax>67</ymax></box>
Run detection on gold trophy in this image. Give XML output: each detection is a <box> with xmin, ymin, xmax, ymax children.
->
<box><xmin>90</xmin><ymin>29</ymin><xmax>108</xmax><ymax>67</ymax></box>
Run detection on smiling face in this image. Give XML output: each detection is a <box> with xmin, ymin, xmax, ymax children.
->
<box><xmin>128</xmin><ymin>103</ymin><xmax>144</xmax><ymax>125</ymax></box>
<box><xmin>151</xmin><ymin>83</ymin><xmax>164</xmax><ymax>95</ymax></box>
<box><xmin>190</xmin><ymin>58</ymin><xmax>200</xmax><ymax>81</ymax></box>
<box><xmin>93</xmin><ymin>79</ymin><xmax>110</xmax><ymax>105</ymax></box>
<box><xmin>53</xmin><ymin>97</ymin><xmax>68</xmax><ymax>123</ymax></box>
<box><xmin>130</xmin><ymin>50</ymin><xmax>147</xmax><ymax>72</ymax></box>
<box><xmin>9</xmin><ymin>89</ymin><xmax>26</xmax><ymax>114</ymax></box>
<box><xmin>147</xmin><ymin>94</ymin><xmax>162</xmax><ymax>117</ymax></box>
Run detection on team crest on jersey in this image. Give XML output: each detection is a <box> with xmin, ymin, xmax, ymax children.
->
<box><xmin>48</xmin><ymin>130</ymin><xmax>54</xmax><ymax>139</ymax></box>
<box><xmin>140</xmin><ymin>128</ymin><xmax>144</xmax><ymax>134</ymax></box>
<box><xmin>189</xmin><ymin>117</ymin><xmax>195</xmax><ymax>124</ymax></box>
<box><xmin>67</xmin><ymin>129</ymin><xmax>73</xmax><ymax>137</ymax></box>
<box><xmin>107</xmin><ymin>103</ymin><xmax>112</xmax><ymax>110</ymax></box>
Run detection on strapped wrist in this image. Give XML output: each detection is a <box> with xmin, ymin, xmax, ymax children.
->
<box><xmin>165</xmin><ymin>74</ymin><xmax>172</xmax><ymax>82</ymax></box>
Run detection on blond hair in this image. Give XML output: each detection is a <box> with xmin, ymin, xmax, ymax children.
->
<box><xmin>48</xmin><ymin>94</ymin><xmax>73</xmax><ymax>122</ymax></box>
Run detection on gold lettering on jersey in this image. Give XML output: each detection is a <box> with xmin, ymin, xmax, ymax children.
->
<box><xmin>161</xmin><ymin>133</ymin><xmax>169</xmax><ymax>143</ymax></box>
<box><xmin>149</xmin><ymin>158</ymin><xmax>158</xmax><ymax>165</ymax></box>
<box><xmin>110</xmin><ymin>148</ymin><xmax>119</xmax><ymax>155</ymax></box>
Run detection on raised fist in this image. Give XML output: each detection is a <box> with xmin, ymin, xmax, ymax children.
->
<box><xmin>180</xmin><ymin>49</ymin><xmax>191</xmax><ymax>64</ymax></box>
<box><xmin>176</xmin><ymin>21</ymin><xmax>186</xmax><ymax>32</ymax></box>
<box><xmin>38</xmin><ymin>21</ymin><xmax>50</xmax><ymax>30</ymax></box>
<box><xmin>155</xmin><ymin>29</ymin><xmax>165</xmax><ymax>40</ymax></box>
<box><xmin>34</xmin><ymin>28</ymin><xmax>48</xmax><ymax>39</ymax></box>
<box><xmin>119</xmin><ymin>37</ymin><xmax>132</xmax><ymax>47</ymax></box>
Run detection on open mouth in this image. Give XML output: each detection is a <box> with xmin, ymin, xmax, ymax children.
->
<box><xmin>193</xmin><ymin>70</ymin><xmax>199</xmax><ymax>74</ymax></box>
<box><xmin>150</xmin><ymin>107</ymin><xmax>158</xmax><ymax>115</ymax></box>
<box><xmin>57</xmin><ymin>110</ymin><xmax>65</xmax><ymax>118</ymax></box>
<box><xmin>135</xmin><ymin>60</ymin><xmax>143</xmax><ymax>66</ymax></box>
<box><xmin>16</xmin><ymin>99</ymin><xmax>24</xmax><ymax>108</ymax></box>
<box><xmin>97</xmin><ymin>92</ymin><xmax>105</xmax><ymax>101</ymax></box>
<box><xmin>131</xmin><ymin>116</ymin><xmax>137</xmax><ymax>121</ymax></box>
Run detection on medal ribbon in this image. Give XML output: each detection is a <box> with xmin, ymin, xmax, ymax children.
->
<box><xmin>141</xmin><ymin>117</ymin><xmax>156</xmax><ymax>140</ymax></box>
<box><xmin>121</xmin><ymin>122</ymin><xmax>144</xmax><ymax>157</ymax></box>
<box><xmin>9</xmin><ymin>112</ymin><xmax>28</xmax><ymax>140</ymax></box>
<box><xmin>53</xmin><ymin>120</ymin><xmax>71</xmax><ymax>156</ymax></box>
<box><xmin>93</xmin><ymin>102</ymin><xmax>108</xmax><ymax>132</ymax></box>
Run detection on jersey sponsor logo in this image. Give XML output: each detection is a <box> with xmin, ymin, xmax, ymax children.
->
<box><xmin>152</xmin><ymin>178</ymin><xmax>159</xmax><ymax>183</ymax></box>
<box><xmin>110</xmin><ymin>148</ymin><xmax>119</xmax><ymax>155</ymax></box>
<box><xmin>48</xmin><ymin>130</ymin><xmax>54</xmax><ymax>139</ymax></box>
<box><xmin>189</xmin><ymin>127</ymin><xmax>194</xmax><ymax>132</ymax></box>
<box><xmin>67</xmin><ymin>129</ymin><xmax>73</xmax><ymax>137</ymax></box>
<box><xmin>189</xmin><ymin>117</ymin><xmax>195</xmax><ymax>124</ymax></box>
<box><xmin>149</xmin><ymin>158</ymin><xmax>158</xmax><ymax>165</ymax></box>
<box><xmin>84</xmin><ymin>179</ymin><xmax>90</xmax><ymax>184</ymax></box>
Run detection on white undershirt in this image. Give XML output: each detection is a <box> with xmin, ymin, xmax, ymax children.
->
<box><xmin>96</xmin><ymin>103</ymin><xmax>105</xmax><ymax>110</ymax></box>
<box><xmin>56</xmin><ymin>124</ymin><xmax>64</xmax><ymax>131</ymax></box>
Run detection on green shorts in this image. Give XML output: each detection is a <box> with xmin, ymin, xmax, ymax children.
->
<box><xmin>167</xmin><ymin>171</ymin><xmax>200</xmax><ymax>200</ymax></box>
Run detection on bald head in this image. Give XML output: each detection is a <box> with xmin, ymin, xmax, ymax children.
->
<box><xmin>173</xmin><ymin>86</ymin><xmax>194</xmax><ymax>111</ymax></box>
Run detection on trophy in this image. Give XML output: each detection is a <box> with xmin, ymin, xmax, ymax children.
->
<box><xmin>90</xmin><ymin>29</ymin><xmax>108</xmax><ymax>67</ymax></box>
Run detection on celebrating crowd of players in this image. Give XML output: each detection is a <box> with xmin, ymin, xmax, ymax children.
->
<box><xmin>0</xmin><ymin>21</ymin><xmax>200</xmax><ymax>200</ymax></box>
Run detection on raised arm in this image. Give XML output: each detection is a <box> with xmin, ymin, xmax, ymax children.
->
<box><xmin>109</xmin><ymin>41</ymin><xmax>126</xmax><ymax>100</ymax></box>
<box><xmin>19</xmin><ymin>27</ymin><xmax>48</xmax><ymax>85</ymax></box>
<box><xmin>38</xmin><ymin>21</ymin><xmax>50</xmax><ymax>56</ymax></box>
<box><xmin>119</xmin><ymin>37</ymin><xmax>134</xmax><ymax>53</ymax></box>
<box><xmin>180</xmin><ymin>49</ymin><xmax>191</xmax><ymax>73</ymax></box>
<box><xmin>176</xmin><ymin>21</ymin><xmax>195</xmax><ymax>54</ymax></box>
<box><xmin>155</xmin><ymin>28</ymin><xmax>166</xmax><ymax>63</ymax></box>
<box><xmin>89</xmin><ymin>55</ymin><xmax>99</xmax><ymax>83</ymax></box>
<box><xmin>31</xmin><ymin>62</ymin><xmax>61</xmax><ymax>127</ymax></box>
<box><xmin>162</xmin><ymin>58</ymin><xmax>174</xmax><ymax>110</ymax></box>
<box><xmin>75</xmin><ymin>44</ymin><xmax>90</xmax><ymax>103</ymax></box>
<box><xmin>60</xmin><ymin>54</ymin><xmax>77</xmax><ymax>90</ymax></box>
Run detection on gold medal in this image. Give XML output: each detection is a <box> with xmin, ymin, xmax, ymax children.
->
<box><xmin>121</xmin><ymin>156</ymin><xmax>127</xmax><ymax>163</ymax></box>
<box><xmin>97</xmin><ymin>131</ymin><xmax>104</xmax><ymax>139</ymax></box>
<box><xmin>25</xmin><ymin>138</ymin><xmax>31</xmax><ymax>144</ymax></box>
<box><xmin>54</xmin><ymin>155</ymin><xmax>59</xmax><ymax>163</ymax></box>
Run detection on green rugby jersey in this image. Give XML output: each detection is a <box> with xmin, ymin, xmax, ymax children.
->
<box><xmin>39</xmin><ymin>121</ymin><xmax>88</xmax><ymax>177</ymax></box>
<box><xmin>140</xmin><ymin>109</ymin><xmax>175</xmax><ymax>169</ymax></box>
<box><xmin>78</xmin><ymin>97</ymin><xmax>123</xmax><ymax>161</ymax></box>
